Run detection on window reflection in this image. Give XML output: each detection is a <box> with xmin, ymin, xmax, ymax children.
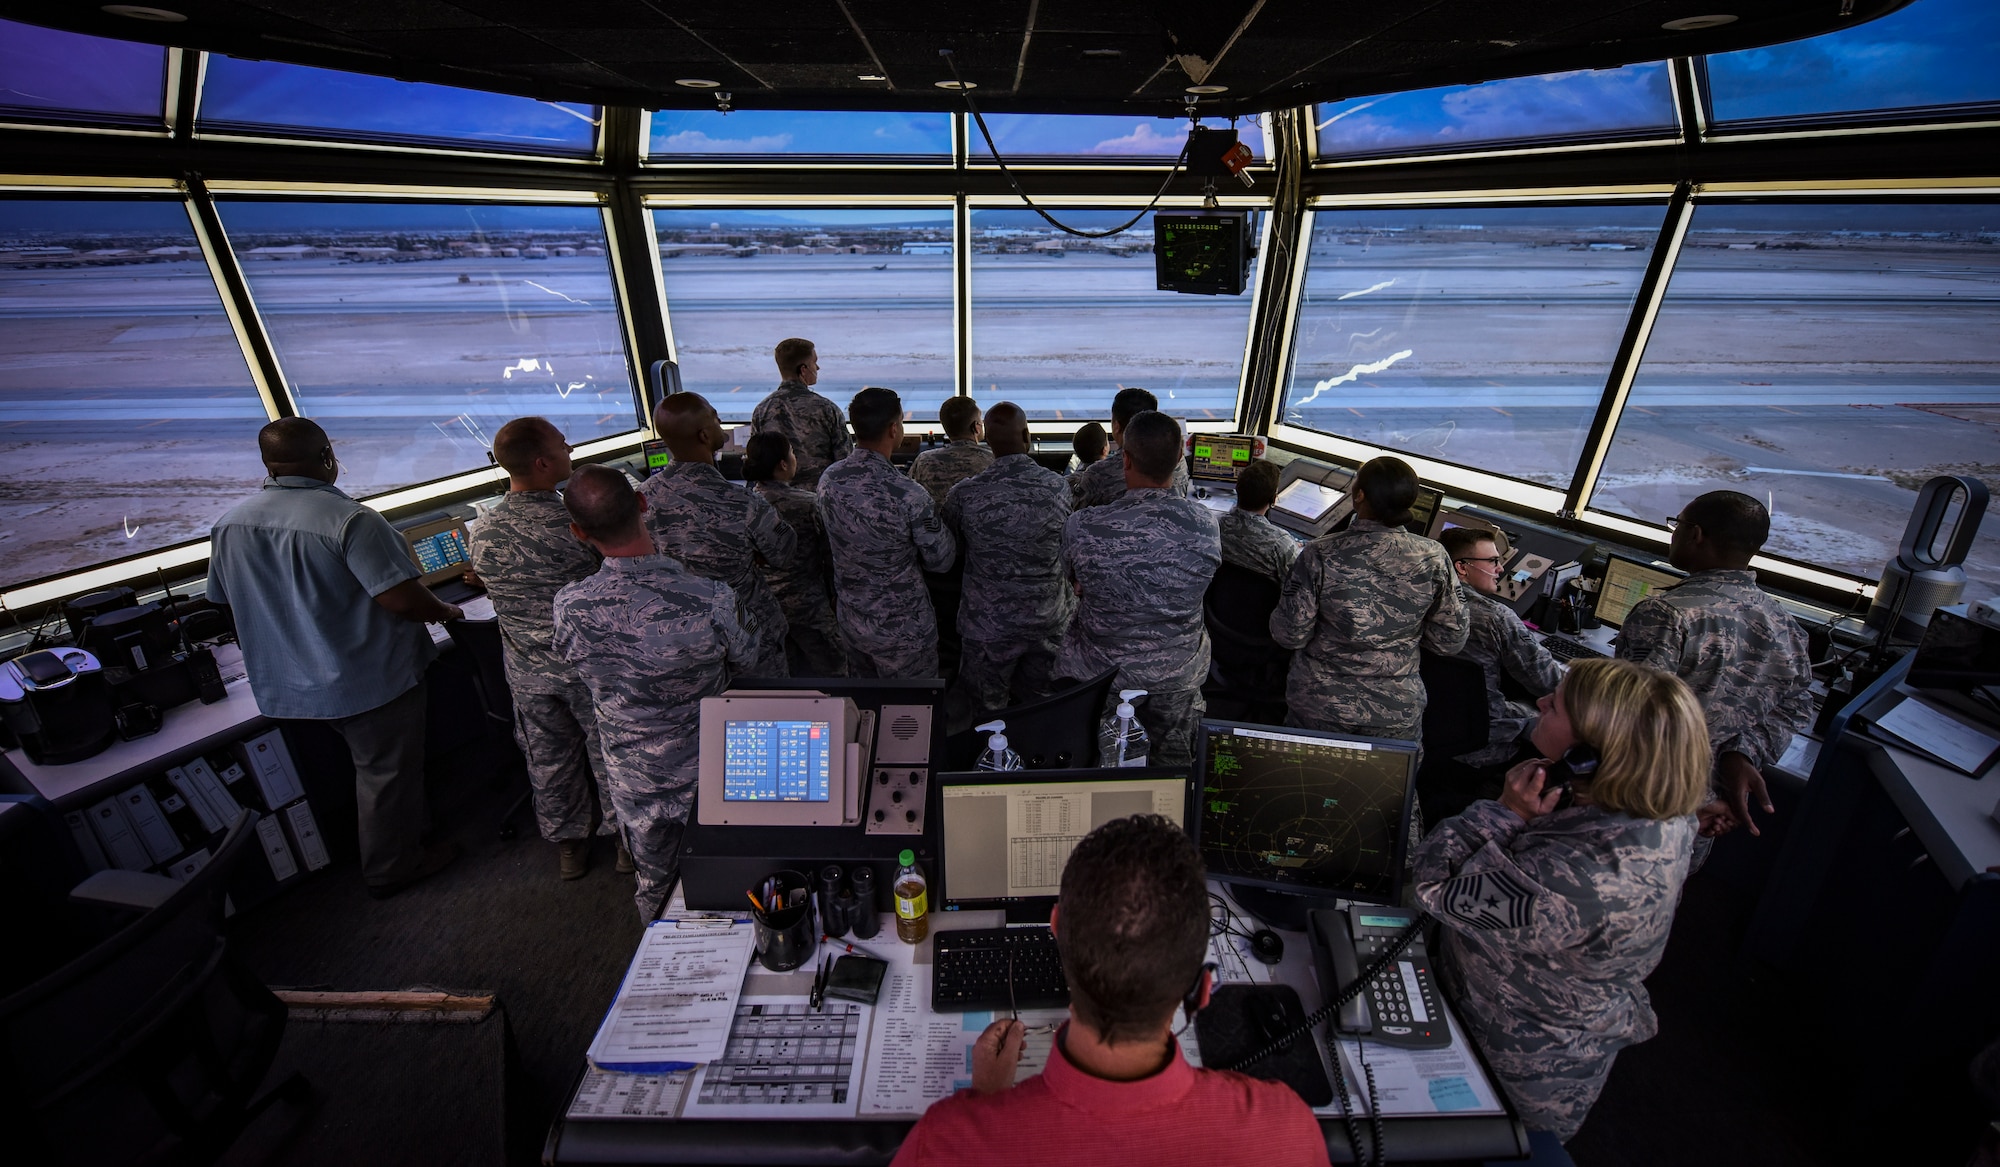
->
<box><xmin>1316</xmin><ymin>63</ymin><xmax>1675</xmax><ymax>159</ymax></box>
<box><xmin>1706</xmin><ymin>0</ymin><xmax>2000</xmax><ymax>127</ymax></box>
<box><xmin>218</xmin><ymin>201</ymin><xmax>636</xmax><ymax>499</ymax></box>
<box><xmin>653</xmin><ymin>208</ymin><xmax>956</xmax><ymax>421</ymax></box>
<box><xmin>199</xmin><ymin>57</ymin><xmax>599</xmax><ymax>155</ymax></box>
<box><xmin>1592</xmin><ymin>202</ymin><xmax>1999</xmax><ymax>596</ymax></box>
<box><xmin>0</xmin><ymin>18</ymin><xmax>165</xmax><ymax>128</ymax></box>
<box><xmin>0</xmin><ymin>199</ymin><xmax>267</xmax><ymax>589</ymax></box>
<box><xmin>648</xmin><ymin>109</ymin><xmax>951</xmax><ymax>158</ymax></box>
<box><xmin>969</xmin><ymin>209</ymin><xmax>1256</xmax><ymax>422</ymax></box>
<box><xmin>1280</xmin><ymin>204</ymin><xmax>1666</xmax><ymax>487</ymax></box>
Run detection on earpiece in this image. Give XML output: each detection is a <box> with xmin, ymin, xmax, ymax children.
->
<box><xmin>1182</xmin><ymin>961</ymin><xmax>1220</xmax><ymax>1021</ymax></box>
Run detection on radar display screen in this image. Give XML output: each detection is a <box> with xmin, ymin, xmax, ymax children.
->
<box><xmin>1155</xmin><ymin>212</ymin><xmax>1249</xmax><ymax>295</ymax></box>
<box><xmin>1199</xmin><ymin>724</ymin><xmax>1415</xmax><ymax>903</ymax></box>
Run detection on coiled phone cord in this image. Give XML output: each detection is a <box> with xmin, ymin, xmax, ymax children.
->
<box><xmin>1211</xmin><ymin>912</ymin><xmax>1429</xmax><ymax>1074</ymax></box>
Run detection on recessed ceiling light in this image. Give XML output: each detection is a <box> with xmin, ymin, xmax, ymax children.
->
<box><xmin>935</xmin><ymin>80</ymin><xmax>976</xmax><ymax>90</ymax></box>
<box><xmin>1082</xmin><ymin>48</ymin><xmax>1124</xmax><ymax>58</ymax></box>
<box><xmin>675</xmin><ymin>78</ymin><xmax>722</xmax><ymax>88</ymax></box>
<box><xmin>1662</xmin><ymin>14</ymin><xmax>1738</xmax><ymax>30</ymax></box>
<box><xmin>858</xmin><ymin>74</ymin><xmax>887</xmax><ymax>81</ymax></box>
<box><xmin>101</xmin><ymin>4</ymin><xmax>186</xmax><ymax>20</ymax></box>
<box><xmin>1185</xmin><ymin>84</ymin><xmax>1229</xmax><ymax>94</ymax></box>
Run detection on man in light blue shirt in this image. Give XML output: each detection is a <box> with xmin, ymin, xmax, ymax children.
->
<box><xmin>207</xmin><ymin>419</ymin><xmax>464</xmax><ymax>899</ymax></box>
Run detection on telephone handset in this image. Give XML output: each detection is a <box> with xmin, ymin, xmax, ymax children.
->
<box><xmin>1539</xmin><ymin>743</ymin><xmax>1601</xmax><ymax>810</ymax></box>
<box><xmin>1309</xmin><ymin>907</ymin><xmax>1451</xmax><ymax>1050</ymax></box>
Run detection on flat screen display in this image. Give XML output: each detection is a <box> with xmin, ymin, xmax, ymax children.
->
<box><xmin>1273</xmin><ymin>479</ymin><xmax>1344</xmax><ymax>523</ymax></box>
<box><xmin>722</xmin><ymin>719</ymin><xmax>832</xmax><ymax>803</ymax></box>
<box><xmin>1191</xmin><ymin>436</ymin><xmax>1254</xmax><ymax>481</ymax></box>
<box><xmin>408</xmin><ymin>527</ymin><xmax>469</xmax><ymax>574</ymax></box>
<box><xmin>1594</xmin><ymin>555</ymin><xmax>1683</xmax><ymax>628</ymax></box>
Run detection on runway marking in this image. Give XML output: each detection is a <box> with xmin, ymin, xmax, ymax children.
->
<box><xmin>1348</xmin><ymin>407</ymin><xmax>1365</xmax><ymax>417</ymax></box>
<box><xmin>728</xmin><ymin>385</ymin><xmax>741</xmax><ymax>394</ymax></box>
<box><xmin>1743</xmin><ymin>466</ymin><xmax>1890</xmax><ymax>481</ymax></box>
<box><xmin>1054</xmin><ymin>410</ymin><xmax>1065</xmax><ymax>420</ymax></box>
<box><xmin>1490</xmin><ymin>407</ymin><xmax>1512</xmax><ymax>417</ymax></box>
<box><xmin>138</xmin><ymin>419</ymin><xmax>170</xmax><ymax>428</ymax></box>
<box><xmin>1632</xmin><ymin>406</ymin><xmax>1659</xmax><ymax>415</ymax></box>
<box><xmin>1766</xmin><ymin>405</ymin><xmax>1800</xmax><ymax>414</ymax></box>
<box><xmin>596</xmin><ymin>414</ymin><xmax>615</xmax><ymax>425</ymax></box>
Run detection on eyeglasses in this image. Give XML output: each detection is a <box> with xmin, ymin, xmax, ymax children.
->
<box><xmin>1665</xmin><ymin>516</ymin><xmax>1681</xmax><ymax>531</ymax></box>
<box><xmin>1455</xmin><ymin>556</ymin><xmax>1505</xmax><ymax>568</ymax></box>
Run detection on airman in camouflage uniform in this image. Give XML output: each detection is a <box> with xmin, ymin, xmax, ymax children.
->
<box><xmin>1615</xmin><ymin>491</ymin><xmax>1814</xmax><ymax>844</ymax></box>
<box><xmin>942</xmin><ymin>403</ymin><xmax>1073</xmax><ymax>720</ymax></box>
<box><xmin>1269</xmin><ymin>516</ymin><xmax>1468</xmax><ymax>740</ymax></box>
<box><xmin>743</xmin><ymin>431</ymin><xmax>847</xmax><ymax>677</ymax></box>
<box><xmin>817</xmin><ymin>388</ymin><xmax>958</xmax><ymax>678</ymax></box>
<box><xmin>1055</xmin><ymin>412</ymin><xmax>1220</xmax><ymax>766</ymax></box>
<box><xmin>640</xmin><ymin>393</ymin><xmax>797</xmax><ymax>679</ymax></box>
<box><xmin>1413</xmin><ymin>797</ymin><xmax>1696</xmax><ymax>1140</ymax></box>
<box><xmin>1068</xmin><ymin>387</ymin><xmax>1191</xmax><ymax>510</ymax></box>
<box><xmin>553</xmin><ymin>466</ymin><xmax>753</xmax><ymax>922</ymax></box>
<box><xmin>1218</xmin><ymin>507</ymin><xmax>1299</xmax><ymax>584</ymax></box>
<box><xmin>910</xmin><ymin>438</ymin><xmax>994</xmax><ymax>506</ymax></box>
<box><xmin>466</xmin><ymin>419</ymin><xmax>618</xmax><ymax>878</ymax></box>
<box><xmin>1453</xmin><ymin>582</ymin><xmax>1563</xmax><ymax>765</ymax></box>
<box><xmin>751</xmin><ymin>338</ymin><xmax>852</xmax><ymax>486</ymax></box>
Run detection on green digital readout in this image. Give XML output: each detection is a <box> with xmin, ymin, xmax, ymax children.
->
<box><xmin>1358</xmin><ymin>913</ymin><xmax>1410</xmax><ymax>929</ymax></box>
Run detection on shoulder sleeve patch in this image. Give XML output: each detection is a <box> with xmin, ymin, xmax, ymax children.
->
<box><xmin>1437</xmin><ymin>868</ymin><xmax>1537</xmax><ymax>931</ymax></box>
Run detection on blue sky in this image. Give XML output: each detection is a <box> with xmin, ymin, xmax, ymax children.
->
<box><xmin>199</xmin><ymin>57</ymin><xmax>598</xmax><ymax>153</ymax></box>
<box><xmin>1707</xmin><ymin>0</ymin><xmax>1999</xmax><ymax>121</ymax></box>
<box><xmin>975</xmin><ymin>114</ymin><xmax>1265</xmax><ymax>158</ymax></box>
<box><xmin>0</xmin><ymin>18</ymin><xmax>163</xmax><ymax>120</ymax></box>
<box><xmin>649</xmin><ymin>109</ymin><xmax>951</xmax><ymax>155</ymax></box>
<box><xmin>1317</xmin><ymin>63</ymin><xmax>1675</xmax><ymax>156</ymax></box>
<box><xmin>653</xmin><ymin>209</ymin><xmax>953</xmax><ymax>229</ymax></box>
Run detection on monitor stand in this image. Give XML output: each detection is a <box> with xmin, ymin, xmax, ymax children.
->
<box><xmin>1221</xmin><ymin>881</ymin><xmax>1331</xmax><ymax>933</ymax></box>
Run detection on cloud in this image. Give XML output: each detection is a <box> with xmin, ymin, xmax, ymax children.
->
<box><xmin>1087</xmin><ymin>123</ymin><xmax>1189</xmax><ymax>155</ymax></box>
<box><xmin>658</xmin><ymin>129</ymin><xmax>796</xmax><ymax>153</ymax></box>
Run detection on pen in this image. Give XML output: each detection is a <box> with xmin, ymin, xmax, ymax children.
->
<box><xmin>822</xmin><ymin>935</ymin><xmax>888</xmax><ymax>962</ymax></box>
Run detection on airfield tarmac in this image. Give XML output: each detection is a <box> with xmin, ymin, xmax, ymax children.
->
<box><xmin>1</xmin><ymin>242</ymin><xmax>1993</xmax><ymax>597</ymax></box>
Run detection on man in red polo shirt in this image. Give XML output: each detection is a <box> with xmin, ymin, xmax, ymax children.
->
<box><xmin>891</xmin><ymin>815</ymin><xmax>1331</xmax><ymax>1167</ymax></box>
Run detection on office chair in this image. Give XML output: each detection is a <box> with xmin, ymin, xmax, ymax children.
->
<box><xmin>1416</xmin><ymin>649</ymin><xmax>1494</xmax><ymax>823</ymax></box>
<box><xmin>1202</xmin><ymin>562</ymin><xmax>1291</xmax><ymax>725</ymax></box>
<box><xmin>942</xmin><ymin>667</ymin><xmax>1118</xmax><ymax>771</ymax></box>
<box><xmin>0</xmin><ymin>809</ymin><xmax>309</xmax><ymax>1166</ymax></box>
<box><xmin>444</xmin><ymin>618</ymin><xmax>532</xmax><ymax>841</ymax></box>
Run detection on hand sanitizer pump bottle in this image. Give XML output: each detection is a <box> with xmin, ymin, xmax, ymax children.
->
<box><xmin>975</xmin><ymin>721</ymin><xmax>1024</xmax><ymax>771</ymax></box>
<box><xmin>1099</xmin><ymin>689</ymin><xmax>1152</xmax><ymax>767</ymax></box>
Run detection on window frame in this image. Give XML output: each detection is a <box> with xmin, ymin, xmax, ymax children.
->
<box><xmin>0</xmin><ymin>22</ymin><xmax>177</xmax><ymax>138</ymax></box>
<box><xmin>1694</xmin><ymin>32</ymin><xmax>2000</xmax><ymax>142</ymax></box>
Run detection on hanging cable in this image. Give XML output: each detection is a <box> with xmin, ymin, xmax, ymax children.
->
<box><xmin>940</xmin><ymin>48</ymin><xmax>1194</xmax><ymax>240</ymax></box>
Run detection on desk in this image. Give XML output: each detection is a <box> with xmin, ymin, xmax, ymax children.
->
<box><xmin>545</xmin><ymin>890</ymin><xmax>1528</xmax><ymax>1164</ymax></box>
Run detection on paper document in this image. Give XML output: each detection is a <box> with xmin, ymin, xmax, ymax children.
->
<box><xmin>1874</xmin><ymin>695</ymin><xmax>2000</xmax><ymax>775</ymax></box>
<box><xmin>566</xmin><ymin>1067</ymin><xmax>693</xmax><ymax>1119</ymax></box>
<box><xmin>458</xmin><ymin>594</ymin><xmax>496</xmax><ymax>622</ymax></box>
<box><xmin>859</xmin><ymin>968</ymin><xmax>1058</xmax><ymax>1116</ymax></box>
<box><xmin>1317</xmin><ymin>1040</ymin><xmax>1509</xmax><ymax>1118</ymax></box>
<box><xmin>587</xmin><ymin>917</ymin><xmax>755</xmax><ymax>1072</ymax></box>
<box><xmin>1775</xmin><ymin>734</ymin><xmax>1821</xmax><ymax>778</ymax></box>
<box><xmin>681</xmin><ymin>996</ymin><xmax>871</xmax><ymax>1119</ymax></box>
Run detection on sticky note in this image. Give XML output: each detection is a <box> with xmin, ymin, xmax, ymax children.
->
<box><xmin>1428</xmin><ymin>1075</ymin><xmax>1478</xmax><ymax>1112</ymax></box>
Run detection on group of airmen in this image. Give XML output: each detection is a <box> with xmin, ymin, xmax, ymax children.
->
<box><xmin>467</xmin><ymin>335</ymin><xmax>1815</xmax><ymax>923</ymax></box>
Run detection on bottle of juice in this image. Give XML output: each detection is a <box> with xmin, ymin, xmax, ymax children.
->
<box><xmin>893</xmin><ymin>849</ymin><xmax>928</xmax><ymax>944</ymax></box>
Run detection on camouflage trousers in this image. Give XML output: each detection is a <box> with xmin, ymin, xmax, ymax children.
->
<box><xmin>512</xmin><ymin>682</ymin><xmax>616</xmax><ymax>843</ymax></box>
<box><xmin>845</xmin><ymin>634</ymin><xmax>941</xmax><ymax>681</ymax></box>
<box><xmin>781</xmin><ymin>596</ymin><xmax>849</xmax><ymax>679</ymax></box>
<box><xmin>954</xmin><ymin>636</ymin><xmax>1060</xmax><ymax>727</ymax></box>
<box><xmin>601</xmin><ymin>751</ymin><xmax>696</xmax><ymax>923</ymax></box>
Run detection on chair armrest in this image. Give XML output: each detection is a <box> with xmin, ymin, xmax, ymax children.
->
<box><xmin>70</xmin><ymin>869</ymin><xmax>182</xmax><ymax>911</ymax></box>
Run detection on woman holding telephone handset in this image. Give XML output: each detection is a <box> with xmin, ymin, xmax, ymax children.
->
<box><xmin>1411</xmin><ymin>656</ymin><xmax>1709</xmax><ymax>1142</ymax></box>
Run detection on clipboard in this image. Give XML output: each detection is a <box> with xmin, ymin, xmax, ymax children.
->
<box><xmin>586</xmin><ymin>915</ymin><xmax>756</xmax><ymax>1073</ymax></box>
<box><xmin>1854</xmin><ymin>684</ymin><xmax>2000</xmax><ymax>778</ymax></box>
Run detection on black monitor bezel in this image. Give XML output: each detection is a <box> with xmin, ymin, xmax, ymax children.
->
<box><xmin>1194</xmin><ymin>719</ymin><xmax>1420</xmax><ymax>909</ymax></box>
<box><xmin>1592</xmin><ymin>551</ymin><xmax>1686</xmax><ymax>629</ymax></box>
<box><xmin>935</xmin><ymin>766</ymin><xmax>1196</xmax><ymax>924</ymax></box>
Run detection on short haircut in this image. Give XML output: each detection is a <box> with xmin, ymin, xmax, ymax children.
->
<box><xmin>848</xmin><ymin>387</ymin><xmax>903</xmax><ymax>442</ymax></box>
<box><xmin>563</xmin><ymin>464</ymin><xmax>642</xmax><ymax>543</ymax></box>
<box><xmin>1682</xmin><ymin>490</ymin><xmax>1770</xmax><ymax>559</ymax></box>
<box><xmin>1110</xmin><ymin>387</ymin><xmax>1158</xmax><ymax>428</ymax></box>
<box><xmin>1073</xmin><ymin>422</ymin><xmax>1108</xmax><ymax>464</ymax></box>
<box><xmin>1122</xmin><ymin>411</ymin><xmax>1182</xmax><ymax>481</ymax></box>
<box><xmin>1236</xmin><ymin>459</ymin><xmax>1281</xmax><ymax>511</ymax></box>
<box><xmin>1355</xmin><ymin>456</ymin><xmax>1419</xmax><ymax>527</ymax></box>
<box><xmin>939</xmin><ymin>396</ymin><xmax>981</xmax><ymax>439</ymax></box>
<box><xmin>742</xmin><ymin>430</ymin><xmax>794</xmax><ymax>483</ymax></box>
<box><xmin>1437</xmin><ymin>526</ymin><xmax>1496</xmax><ymax>561</ymax></box>
<box><xmin>774</xmin><ymin>337</ymin><xmax>816</xmax><ymax>377</ymax></box>
<box><xmin>492</xmin><ymin>416</ymin><xmax>557</xmax><ymax>477</ymax></box>
<box><xmin>1560</xmin><ymin>658</ymin><xmax>1710</xmax><ymax>820</ymax></box>
<box><xmin>1056</xmin><ymin>815</ymin><xmax>1208</xmax><ymax>1045</ymax></box>
<box><xmin>258</xmin><ymin>417</ymin><xmax>329</xmax><ymax>467</ymax></box>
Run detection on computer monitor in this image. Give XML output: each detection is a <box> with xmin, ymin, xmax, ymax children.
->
<box><xmin>1196</xmin><ymin>721</ymin><xmax>1418</xmax><ymax>926</ymax></box>
<box><xmin>695</xmin><ymin>692</ymin><xmax>869</xmax><ymax>828</ymax></box>
<box><xmin>1593</xmin><ymin>553</ymin><xmax>1685</xmax><ymax>628</ymax></box>
<box><xmin>938</xmin><ymin>768</ymin><xmax>1194</xmax><ymax>923</ymax></box>
<box><xmin>1427</xmin><ymin>508</ymin><xmax>1512</xmax><ymax>559</ymax></box>
<box><xmin>641</xmin><ymin>438</ymin><xmax>672</xmax><ymax>476</ymax></box>
<box><xmin>1273</xmin><ymin>479</ymin><xmax>1344</xmax><ymax>525</ymax></box>
<box><xmin>401</xmin><ymin>518</ymin><xmax>473</xmax><ymax>587</ymax></box>
<box><xmin>1189</xmin><ymin>434</ymin><xmax>1260</xmax><ymax>483</ymax></box>
<box><xmin>1403</xmin><ymin>487</ymin><xmax>1443</xmax><ymax>538</ymax></box>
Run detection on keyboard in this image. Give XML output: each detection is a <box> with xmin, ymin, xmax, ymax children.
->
<box><xmin>1542</xmin><ymin>635</ymin><xmax>1609</xmax><ymax>664</ymax></box>
<box><xmin>931</xmin><ymin>926</ymin><xmax>1069</xmax><ymax>1013</ymax></box>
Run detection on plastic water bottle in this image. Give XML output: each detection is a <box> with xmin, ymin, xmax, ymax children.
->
<box><xmin>1098</xmin><ymin>689</ymin><xmax>1152</xmax><ymax>767</ymax></box>
<box><xmin>893</xmin><ymin>849</ymin><xmax>929</xmax><ymax>944</ymax></box>
<box><xmin>975</xmin><ymin>720</ymin><xmax>1024</xmax><ymax>771</ymax></box>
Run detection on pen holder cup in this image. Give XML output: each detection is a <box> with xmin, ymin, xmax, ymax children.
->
<box><xmin>752</xmin><ymin>869</ymin><xmax>816</xmax><ymax>972</ymax></box>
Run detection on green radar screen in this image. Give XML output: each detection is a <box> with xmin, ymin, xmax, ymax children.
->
<box><xmin>1155</xmin><ymin>212</ymin><xmax>1248</xmax><ymax>295</ymax></box>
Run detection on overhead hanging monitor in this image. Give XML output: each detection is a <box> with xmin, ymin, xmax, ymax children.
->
<box><xmin>1155</xmin><ymin>211</ymin><xmax>1251</xmax><ymax>296</ymax></box>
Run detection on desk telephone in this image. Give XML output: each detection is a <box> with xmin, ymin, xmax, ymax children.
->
<box><xmin>1310</xmin><ymin>908</ymin><xmax>1451</xmax><ymax>1050</ymax></box>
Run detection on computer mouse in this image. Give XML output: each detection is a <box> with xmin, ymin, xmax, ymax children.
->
<box><xmin>1249</xmin><ymin>928</ymin><xmax>1284</xmax><ymax>965</ymax></box>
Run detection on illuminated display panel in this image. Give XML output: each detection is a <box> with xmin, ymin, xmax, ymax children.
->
<box><xmin>0</xmin><ymin>199</ymin><xmax>268</xmax><ymax>590</ymax></box>
<box><xmin>219</xmin><ymin>201</ymin><xmax>637</xmax><ymax>500</ymax></box>
<box><xmin>653</xmin><ymin>207</ymin><xmax>955</xmax><ymax>422</ymax></box>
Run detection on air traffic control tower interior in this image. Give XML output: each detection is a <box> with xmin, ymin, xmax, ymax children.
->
<box><xmin>0</xmin><ymin>1</ymin><xmax>1996</xmax><ymax>1164</ymax></box>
